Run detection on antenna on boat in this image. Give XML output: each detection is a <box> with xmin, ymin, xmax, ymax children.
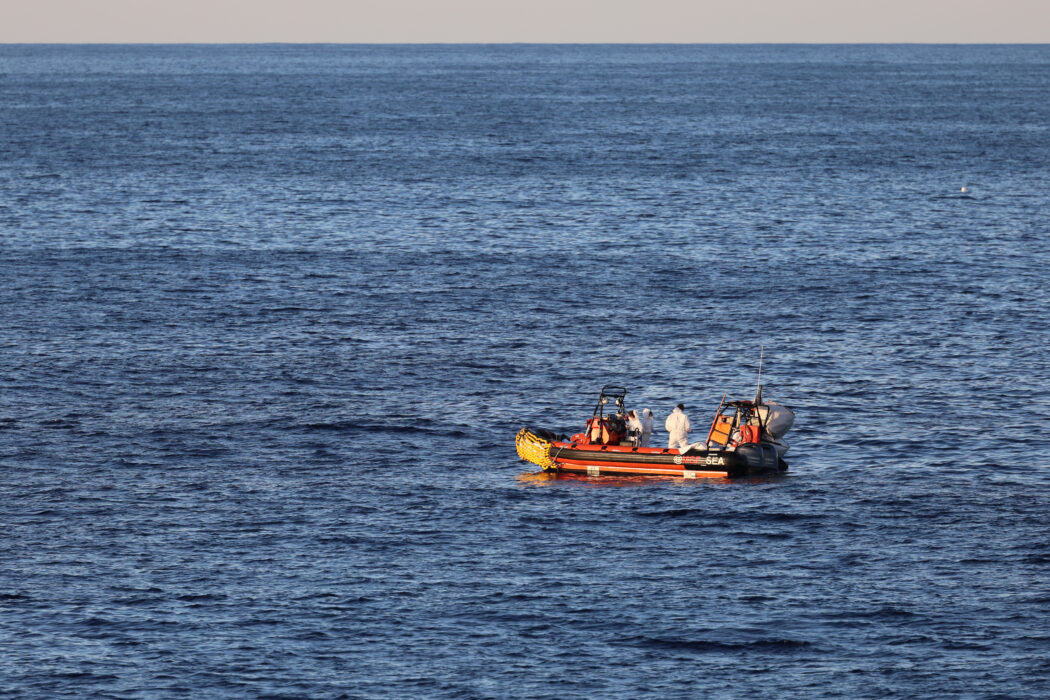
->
<box><xmin>754</xmin><ymin>345</ymin><xmax>764</xmax><ymax>405</ymax></box>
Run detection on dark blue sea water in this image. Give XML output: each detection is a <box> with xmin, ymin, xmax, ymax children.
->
<box><xmin>2</xmin><ymin>44</ymin><xmax>1050</xmax><ymax>698</ymax></box>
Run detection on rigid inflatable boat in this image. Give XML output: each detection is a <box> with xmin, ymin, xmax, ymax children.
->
<box><xmin>516</xmin><ymin>385</ymin><xmax>794</xmax><ymax>479</ymax></box>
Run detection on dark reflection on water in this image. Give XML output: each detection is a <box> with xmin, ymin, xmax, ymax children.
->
<box><xmin>2</xmin><ymin>44</ymin><xmax>1050</xmax><ymax>698</ymax></box>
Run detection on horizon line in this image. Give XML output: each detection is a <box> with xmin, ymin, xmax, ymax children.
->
<box><xmin>3</xmin><ymin>41</ymin><xmax>1049</xmax><ymax>46</ymax></box>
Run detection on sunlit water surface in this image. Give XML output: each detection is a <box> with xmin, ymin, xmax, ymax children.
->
<box><xmin>2</xmin><ymin>44</ymin><xmax>1050</xmax><ymax>698</ymax></box>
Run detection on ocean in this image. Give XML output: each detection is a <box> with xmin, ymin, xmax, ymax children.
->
<box><xmin>2</xmin><ymin>44</ymin><xmax>1050</xmax><ymax>698</ymax></box>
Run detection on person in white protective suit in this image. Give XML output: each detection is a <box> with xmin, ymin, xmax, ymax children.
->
<box><xmin>665</xmin><ymin>403</ymin><xmax>692</xmax><ymax>451</ymax></box>
<box><xmin>625</xmin><ymin>410</ymin><xmax>643</xmax><ymax>446</ymax></box>
<box><xmin>639</xmin><ymin>408</ymin><xmax>654</xmax><ymax>447</ymax></box>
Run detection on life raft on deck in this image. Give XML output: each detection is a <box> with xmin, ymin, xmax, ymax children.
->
<box><xmin>515</xmin><ymin>385</ymin><xmax>792</xmax><ymax>479</ymax></box>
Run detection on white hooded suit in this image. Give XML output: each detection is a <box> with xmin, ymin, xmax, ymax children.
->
<box><xmin>639</xmin><ymin>408</ymin><xmax>654</xmax><ymax>447</ymax></box>
<box><xmin>626</xmin><ymin>413</ymin><xmax>643</xmax><ymax>443</ymax></box>
<box><xmin>665</xmin><ymin>406</ymin><xmax>692</xmax><ymax>451</ymax></box>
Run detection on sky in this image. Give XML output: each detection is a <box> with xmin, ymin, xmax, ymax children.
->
<box><xmin>2</xmin><ymin>0</ymin><xmax>1049</xmax><ymax>43</ymax></box>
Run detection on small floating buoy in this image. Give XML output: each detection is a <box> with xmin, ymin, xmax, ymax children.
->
<box><xmin>961</xmin><ymin>186</ymin><xmax>968</xmax><ymax>193</ymax></box>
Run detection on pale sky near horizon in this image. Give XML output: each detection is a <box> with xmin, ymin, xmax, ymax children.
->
<box><xmin>2</xmin><ymin>0</ymin><xmax>1049</xmax><ymax>44</ymax></box>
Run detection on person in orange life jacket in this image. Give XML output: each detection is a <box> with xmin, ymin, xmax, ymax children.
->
<box><xmin>665</xmin><ymin>403</ymin><xmax>691</xmax><ymax>451</ymax></box>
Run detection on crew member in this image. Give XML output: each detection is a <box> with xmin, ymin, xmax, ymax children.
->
<box><xmin>665</xmin><ymin>403</ymin><xmax>692</xmax><ymax>452</ymax></box>
<box><xmin>626</xmin><ymin>410</ymin><xmax>643</xmax><ymax>446</ymax></box>
<box><xmin>639</xmin><ymin>408</ymin><xmax>654</xmax><ymax>447</ymax></box>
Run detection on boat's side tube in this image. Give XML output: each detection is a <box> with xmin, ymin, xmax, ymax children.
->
<box><xmin>734</xmin><ymin>443</ymin><xmax>783</xmax><ymax>472</ymax></box>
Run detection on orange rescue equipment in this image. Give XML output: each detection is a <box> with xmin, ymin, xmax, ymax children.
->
<box><xmin>708</xmin><ymin>414</ymin><xmax>735</xmax><ymax>446</ymax></box>
<box><xmin>739</xmin><ymin>424</ymin><xmax>761</xmax><ymax>444</ymax></box>
<box><xmin>586</xmin><ymin>417</ymin><xmax>623</xmax><ymax>445</ymax></box>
